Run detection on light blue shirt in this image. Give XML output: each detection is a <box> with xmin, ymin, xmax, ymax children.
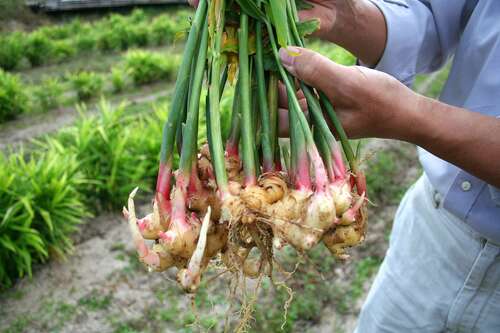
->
<box><xmin>369</xmin><ymin>0</ymin><xmax>500</xmax><ymax>243</ymax></box>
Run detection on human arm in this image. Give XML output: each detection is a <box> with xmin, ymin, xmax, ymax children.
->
<box><xmin>278</xmin><ymin>47</ymin><xmax>500</xmax><ymax>187</ymax></box>
<box><xmin>301</xmin><ymin>0</ymin><xmax>465</xmax><ymax>83</ymax></box>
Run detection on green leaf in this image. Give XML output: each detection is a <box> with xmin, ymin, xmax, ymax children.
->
<box><xmin>268</xmin><ymin>0</ymin><xmax>290</xmax><ymax>47</ymax></box>
<box><xmin>39</xmin><ymin>209</ymin><xmax>54</xmax><ymax>234</ymax></box>
<box><xmin>235</xmin><ymin>0</ymin><xmax>267</xmax><ymax>21</ymax></box>
<box><xmin>1</xmin><ymin>205</ymin><xmax>19</xmax><ymax>229</ymax></box>
<box><xmin>296</xmin><ymin>19</ymin><xmax>320</xmax><ymax>37</ymax></box>
<box><xmin>0</xmin><ymin>236</ymin><xmax>17</xmax><ymax>253</ymax></box>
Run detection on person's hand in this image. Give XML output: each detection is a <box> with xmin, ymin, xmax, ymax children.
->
<box><xmin>278</xmin><ymin>46</ymin><xmax>421</xmax><ymax>140</ymax></box>
<box><xmin>298</xmin><ymin>0</ymin><xmax>339</xmax><ymax>42</ymax></box>
<box><xmin>188</xmin><ymin>0</ymin><xmax>199</xmax><ymax>7</ymax></box>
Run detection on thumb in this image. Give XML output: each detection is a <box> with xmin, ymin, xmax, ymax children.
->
<box><xmin>279</xmin><ymin>46</ymin><xmax>350</xmax><ymax>99</ymax></box>
<box><xmin>188</xmin><ymin>0</ymin><xmax>199</xmax><ymax>7</ymax></box>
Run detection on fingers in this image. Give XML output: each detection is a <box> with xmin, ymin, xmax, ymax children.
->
<box><xmin>188</xmin><ymin>0</ymin><xmax>199</xmax><ymax>7</ymax></box>
<box><xmin>279</xmin><ymin>47</ymin><xmax>354</xmax><ymax>101</ymax></box>
<box><xmin>278</xmin><ymin>83</ymin><xmax>307</xmax><ymax>109</ymax></box>
<box><xmin>277</xmin><ymin>82</ymin><xmax>308</xmax><ymax>138</ymax></box>
<box><xmin>278</xmin><ymin>108</ymin><xmax>290</xmax><ymax>137</ymax></box>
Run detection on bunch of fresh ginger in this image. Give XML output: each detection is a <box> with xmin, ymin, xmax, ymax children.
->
<box><xmin>124</xmin><ymin>0</ymin><xmax>368</xmax><ymax>294</ymax></box>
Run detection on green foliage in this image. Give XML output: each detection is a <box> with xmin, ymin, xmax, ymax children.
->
<box><xmin>110</xmin><ymin>67</ymin><xmax>127</xmax><ymax>93</ymax></box>
<box><xmin>0</xmin><ymin>69</ymin><xmax>28</xmax><ymax>122</ymax></box>
<box><xmin>150</xmin><ymin>17</ymin><xmax>176</xmax><ymax>45</ymax></box>
<box><xmin>52</xmin><ymin>40</ymin><xmax>77</xmax><ymax>63</ymax></box>
<box><xmin>69</xmin><ymin>71</ymin><xmax>103</xmax><ymax>100</ymax></box>
<box><xmin>309</xmin><ymin>41</ymin><xmax>356</xmax><ymax>66</ymax></box>
<box><xmin>0</xmin><ymin>33</ymin><xmax>24</xmax><ymax>70</ymax></box>
<box><xmin>127</xmin><ymin>22</ymin><xmax>151</xmax><ymax>48</ymax></box>
<box><xmin>124</xmin><ymin>50</ymin><xmax>178</xmax><ymax>85</ymax></box>
<box><xmin>0</xmin><ymin>9</ymin><xmax>193</xmax><ymax>71</ymax></box>
<box><xmin>31</xmin><ymin>77</ymin><xmax>65</xmax><ymax>112</ymax></box>
<box><xmin>0</xmin><ymin>150</ymin><xmax>88</xmax><ymax>289</ymax></box>
<box><xmin>74</xmin><ymin>28</ymin><xmax>98</xmax><ymax>52</ymax></box>
<box><xmin>25</xmin><ymin>32</ymin><xmax>54</xmax><ymax>67</ymax></box>
<box><xmin>42</xmin><ymin>101</ymin><xmax>161</xmax><ymax>210</ymax></box>
<box><xmin>96</xmin><ymin>16</ymin><xmax>128</xmax><ymax>51</ymax></box>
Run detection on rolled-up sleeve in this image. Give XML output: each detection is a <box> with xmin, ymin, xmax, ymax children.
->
<box><xmin>369</xmin><ymin>0</ymin><xmax>465</xmax><ymax>85</ymax></box>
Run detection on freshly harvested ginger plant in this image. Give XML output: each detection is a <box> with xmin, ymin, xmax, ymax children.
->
<box><xmin>124</xmin><ymin>0</ymin><xmax>368</xmax><ymax>312</ymax></box>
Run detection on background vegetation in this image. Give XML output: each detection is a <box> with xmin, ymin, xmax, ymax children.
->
<box><xmin>0</xmin><ymin>8</ymin><xmax>190</xmax><ymax>71</ymax></box>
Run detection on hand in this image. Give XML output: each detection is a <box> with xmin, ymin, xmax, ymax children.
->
<box><xmin>278</xmin><ymin>46</ymin><xmax>421</xmax><ymax>140</ymax></box>
<box><xmin>298</xmin><ymin>0</ymin><xmax>339</xmax><ymax>42</ymax></box>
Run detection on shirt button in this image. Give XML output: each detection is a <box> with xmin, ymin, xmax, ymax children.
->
<box><xmin>461</xmin><ymin>181</ymin><xmax>472</xmax><ymax>192</ymax></box>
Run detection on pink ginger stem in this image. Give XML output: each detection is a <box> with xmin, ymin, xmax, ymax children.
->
<box><xmin>355</xmin><ymin>171</ymin><xmax>367</xmax><ymax>196</ymax></box>
<box><xmin>275</xmin><ymin>157</ymin><xmax>283</xmax><ymax>172</ymax></box>
<box><xmin>332</xmin><ymin>146</ymin><xmax>347</xmax><ymax>180</ymax></box>
<box><xmin>295</xmin><ymin>150</ymin><xmax>312</xmax><ymax>191</ymax></box>
<box><xmin>156</xmin><ymin>161</ymin><xmax>173</xmax><ymax>202</ymax></box>
<box><xmin>308</xmin><ymin>144</ymin><xmax>329</xmax><ymax>193</ymax></box>
<box><xmin>166</xmin><ymin>172</ymin><xmax>191</xmax><ymax>234</ymax></box>
<box><xmin>225</xmin><ymin>140</ymin><xmax>239</xmax><ymax>159</ymax></box>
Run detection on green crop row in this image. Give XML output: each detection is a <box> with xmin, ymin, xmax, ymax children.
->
<box><xmin>0</xmin><ymin>101</ymin><xmax>162</xmax><ymax>289</ymax></box>
<box><xmin>0</xmin><ymin>8</ymin><xmax>192</xmax><ymax>71</ymax></box>
<box><xmin>0</xmin><ymin>50</ymin><xmax>180</xmax><ymax>123</ymax></box>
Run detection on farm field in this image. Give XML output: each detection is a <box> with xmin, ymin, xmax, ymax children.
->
<box><xmin>0</xmin><ymin>5</ymin><xmax>450</xmax><ymax>333</ymax></box>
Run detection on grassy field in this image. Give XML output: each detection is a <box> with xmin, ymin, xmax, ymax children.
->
<box><xmin>0</xmin><ymin>5</ymin><xmax>450</xmax><ymax>333</ymax></box>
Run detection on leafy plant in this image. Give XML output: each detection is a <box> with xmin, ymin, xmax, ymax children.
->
<box><xmin>97</xmin><ymin>14</ymin><xmax>129</xmax><ymax>51</ymax></box>
<box><xmin>127</xmin><ymin>22</ymin><xmax>150</xmax><ymax>48</ymax></box>
<box><xmin>150</xmin><ymin>18</ymin><xmax>176</xmax><ymax>45</ymax></box>
<box><xmin>0</xmin><ymin>69</ymin><xmax>28</xmax><ymax>122</ymax></box>
<box><xmin>96</xmin><ymin>28</ymin><xmax>124</xmax><ymax>52</ymax></box>
<box><xmin>52</xmin><ymin>40</ymin><xmax>77</xmax><ymax>63</ymax></box>
<box><xmin>31</xmin><ymin>77</ymin><xmax>65</xmax><ymax>112</ymax></box>
<box><xmin>0</xmin><ymin>150</ymin><xmax>88</xmax><ymax>289</ymax></box>
<box><xmin>124</xmin><ymin>50</ymin><xmax>177</xmax><ymax>85</ymax></box>
<box><xmin>69</xmin><ymin>71</ymin><xmax>103</xmax><ymax>101</ymax></box>
<box><xmin>75</xmin><ymin>29</ymin><xmax>98</xmax><ymax>52</ymax></box>
<box><xmin>43</xmin><ymin>101</ymin><xmax>160</xmax><ymax>210</ymax></box>
<box><xmin>110</xmin><ymin>67</ymin><xmax>127</xmax><ymax>93</ymax></box>
<box><xmin>0</xmin><ymin>33</ymin><xmax>25</xmax><ymax>70</ymax></box>
<box><xmin>25</xmin><ymin>32</ymin><xmax>55</xmax><ymax>67</ymax></box>
<box><xmin>129</xmin><ymin>8</ymin><xmax>147</xmax><ymax>23</ymax></box>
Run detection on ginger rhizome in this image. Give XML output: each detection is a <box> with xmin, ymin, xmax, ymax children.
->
<box><xmin>124</xmin><ymin>0</ymin><xmax>368</xmax><ymax>297</ymax></box>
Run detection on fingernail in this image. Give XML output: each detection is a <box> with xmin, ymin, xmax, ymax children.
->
<box><xmin>279</xmin><ymin>47</ymin><xmax>301</xmax><ymax>75</ymax></box>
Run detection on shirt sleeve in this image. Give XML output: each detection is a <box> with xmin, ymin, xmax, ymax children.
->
<box><xmin>368</xmin><ymin>0</ymin><xmax>465</xmax><ymax>85</ymax></box>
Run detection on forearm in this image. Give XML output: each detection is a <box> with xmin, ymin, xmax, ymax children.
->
<box><xmin>330</xmin><ymin>0</ymin><xmax>387</xmax><ymax>66</ymax></box>
<box><xmin>401</xmin><ymin>96</ymin><xmax>500</xmax><ymax>187</ymax></box>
